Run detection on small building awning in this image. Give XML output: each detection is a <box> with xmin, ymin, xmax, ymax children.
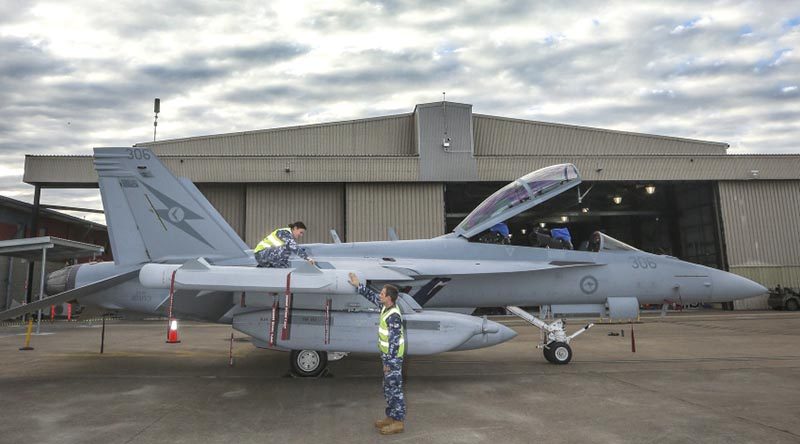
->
<box><xmin>0</xmin><ymin>236</ymin><xmax>104</xmax><ymax>261</ymax></box>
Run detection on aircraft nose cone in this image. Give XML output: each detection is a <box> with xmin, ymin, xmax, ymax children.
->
<box><xmin>713</xmin><ymin>271</ymin><xmax>768</xmax><ymax>302</ymax></box>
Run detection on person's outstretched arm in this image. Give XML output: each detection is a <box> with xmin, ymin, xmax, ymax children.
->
<box><xmin>348</xmin><ymin>273</ymin><xmax>382</xmax><ymax>307</ymax></box>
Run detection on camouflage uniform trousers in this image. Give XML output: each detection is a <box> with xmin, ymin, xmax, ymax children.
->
<box><xmin>382</xmin><ymin>356</ymin><xmax>406</xmax><ymax>421</ymax></box>
<box><xmin>254</xmin><ymin>248</ymin><xmax>290</xmax><ymax>268</ymax></box>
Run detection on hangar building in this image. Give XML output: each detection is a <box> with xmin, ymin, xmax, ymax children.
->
<box><xmin>0</xmin><ymin>195</ymin><xmax>109</xmax><ymax>310</ymax></box>
<box><xmin>23</xmin><ymin>101</ymin><xmax>800</xmax><ymax>309</ymax></box>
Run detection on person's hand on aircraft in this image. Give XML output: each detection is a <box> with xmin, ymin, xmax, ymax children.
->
<box><xmin>307</xmin><ymin>258</ymin><xmax>316</xmax><ymax>266</ymax></box>
<box><xmin>348</xmin><ymin>272</ymin><xmax>360</xmax><ymax>288</ymax></box>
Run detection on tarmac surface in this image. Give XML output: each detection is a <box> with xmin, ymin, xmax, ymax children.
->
<box><xmin>1</xmin><ymin>310</ymin><xmax>799</xmax><ymax>444</ymax></box>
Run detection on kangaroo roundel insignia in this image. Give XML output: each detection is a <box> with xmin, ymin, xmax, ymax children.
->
<box><xmin>580</xmin><ymin>276</ymin><xmax>598</xmax><ymax>294</ymax></box>
<box><xmin>168</xmin><ymin>207</ymin><xmax>185</xmax><ymax>223</ymax></box>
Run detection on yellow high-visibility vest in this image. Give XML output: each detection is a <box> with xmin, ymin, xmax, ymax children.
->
<box><xmin>254</xmin><ymin>227</ymin><xmax>290</xmax><ymax>253</ymax></box>
<box><xmin>378</xmin><ymin>305</ymin><xmax>405</xmax><ymax>357</ymax></box>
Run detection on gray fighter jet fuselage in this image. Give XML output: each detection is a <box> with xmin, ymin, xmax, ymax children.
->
<box><xmin>308</xmin><ymin>236</ymin><xmax>762</xmax><ymax>308</ymax></box>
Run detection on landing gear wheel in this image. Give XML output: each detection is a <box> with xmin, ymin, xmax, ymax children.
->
<box><xmin>543</xmin><ymin>344</ymin><xmax>556</xmax><ymax>363</ymax></box>
<box><xmin>548</xmin><ymin>342</ymin><xmax>572</xmax><ymax>365</ymax></box>
<box><xmin>786</xmin><ymin>298</ymin><xmax>799</xmax><ymax>311</ymax></box>
<box><xmin>290</xmin><ymin>350</ymin><xmax>328</xmax><ymax>377</ymax></box>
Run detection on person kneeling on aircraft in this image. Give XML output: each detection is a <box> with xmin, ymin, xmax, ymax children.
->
<box><xmin>253</xmin><ymin>221</ymin><xmax>315</xmax><ymax>268</ymax></box>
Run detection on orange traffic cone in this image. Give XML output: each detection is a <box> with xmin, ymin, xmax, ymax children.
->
<box><xmin>166</xmin><ymin>318</ymin><xmax>181</xmax><ymax>344</ymax></box>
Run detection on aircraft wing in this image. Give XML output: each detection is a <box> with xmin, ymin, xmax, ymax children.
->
<box><xmin>377</xmin><ymin>259</ymin><xmax>604</xmax><ymax>278</ymax></box>
<box><xmin>139</xmin><ymin>258</ymin><xmax>413</xmax><ymax>294</ymax></box>
<box><xmin>0</xmin><ymin>269</ymin><xmax>140</xmax><ymax>320</ymax></box>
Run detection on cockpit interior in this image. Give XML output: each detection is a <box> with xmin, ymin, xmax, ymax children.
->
<box><xmin>447</xmin><ymin>164</ymin><xmax>722</xmax><ymax>266</ymax></box>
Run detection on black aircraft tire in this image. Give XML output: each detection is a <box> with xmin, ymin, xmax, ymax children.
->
<box><xmin>290</xmin><ymin>350</ymin><xmax>328</xmax><ymax>377</ymax></box>
<box><xmin>786</xmin><ymin>298</ymin><xmax>800</xmax><ymax>311</ymax></box>
<box><xmin>543</xmin><ymin>345</ymin><xmax>556</xmax><ymax>363</ymax></box>
<box><xmin>548</xmin><ymin>342</ymin><xmax>572</xmax><ymax>365</ymax></box>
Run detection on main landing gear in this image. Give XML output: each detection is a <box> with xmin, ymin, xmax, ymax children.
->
<box><xmin>289</xmin><ymin>350</ymin><xmax>348</xmax><ymax>377</ymax></box>
<box><xmin>506</xmin><ymin>306</ymin><xmax>593</xmax><ymax>365</ymax></box>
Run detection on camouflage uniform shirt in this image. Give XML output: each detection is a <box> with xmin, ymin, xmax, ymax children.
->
<box><xmin>255</xmin><ymin>229</ymin><xmax>309</xmax><ymax>268</ymax></box>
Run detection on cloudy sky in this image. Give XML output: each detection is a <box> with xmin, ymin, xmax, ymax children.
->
<box><xmin>1</xmin><ymin>0</ymin><xmax>798</xmax><ymax>224</ymax></box>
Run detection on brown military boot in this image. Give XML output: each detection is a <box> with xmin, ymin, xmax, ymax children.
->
<box><xmin>374</xmin><ymin>417</ymin><xmax>393</xmax><ymax>429</ymax></box>
<box><xmin>380</xmin><ymin>420</ymin><xmax>404</xmax><ymax>435</ymax></box>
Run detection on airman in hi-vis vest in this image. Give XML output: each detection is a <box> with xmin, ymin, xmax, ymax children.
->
<box><xmin>349</xmin><ymin>273</ymin><xmax>406</xmax><ymax>435</ymax></box>
<box><xmin>253</xmin><ymin>221</ymin><xmax>314</xmax><ymax>268</ymax></box>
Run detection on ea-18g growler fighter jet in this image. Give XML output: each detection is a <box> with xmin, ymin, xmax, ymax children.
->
<box><xmin>2</xmin><ymin>148</ymin><xmax>767</xmax><ymax>376</ymax></box>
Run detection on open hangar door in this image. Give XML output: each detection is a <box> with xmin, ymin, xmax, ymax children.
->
<box><xmin>445</xmin><ymin>181</ymin><xmax>725</xmax><ymax>270</ymax></box>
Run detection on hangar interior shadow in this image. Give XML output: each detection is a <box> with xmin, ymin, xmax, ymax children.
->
<box><xmin>445</xmin><ymin>181</ymin><xmax>725</xmax><ymax>270</ymax></box>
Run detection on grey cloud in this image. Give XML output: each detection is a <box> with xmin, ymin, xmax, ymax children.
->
<box><xmin>0</xmin><ymin>174</ymin><xmax>33</xmax><ymax>201</ymax></box>
<box><xmin>0</xmin><ymin>36</ymin><xmax>73</xmax><ymax>79</ymax></box>
<box><xmin>222</xmin><ymin>48</ymin><xmax>462</xmax><ymax>106</ymax></box>
<box><xmin>225</xmin><ymin>43</ymin><xmax>309</xmax><ymax>63</ymax></box>
<box><xmin>305</xmin><ymin>0</ymin><xmax>556</xmax><ymax>32</ymax></box>
<box><xmin>313</xmin><ymin>63</ymin><xmax>461</xmax><ymax>87</ymax></box>
<box><xmin>308</xmin><ymin>10</ymin><xmax>374</xmax><ymax>32</ymax></box>
<box><xmin>0</xmin><ymin>0</ymin><xmax>34</xmax><ymax>25</ymax></box>
<box><xmin>85</xmin><ymin>1</ymin><xmax>261</xmax><ymax>38</ymax></box>
<box><xmin>135</xmin><ymin>42</ymin><xmax>308</xmax><ymax>88</ymax></box>
<box><xmin>224</xmin><ymin>85</ymin><xmax>307</xmax><ymax>104</ymax></box>
<box><xmin>313</xmin><ymin>49</ymin><xmax>463</xmax><ymax>90</ymax></box>
<box><xmin>139</xmin><ymin>63</ymin><xmax>228</xmax><ymax>83</ymax></box>
<box><xmin>2</xmin><ymin>0</ymin><xmax>800</xmax><ymax>204</ymax></box>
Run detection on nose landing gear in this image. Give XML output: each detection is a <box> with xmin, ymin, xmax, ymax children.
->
<box><xmin>506</xmin><ymin>306</ymin><xmax>593</xmax><ymax>365</ymax></box>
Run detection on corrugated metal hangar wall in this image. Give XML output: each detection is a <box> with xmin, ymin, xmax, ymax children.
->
<box><xmin>197</xmin><ymin>183</ymin><xmax>444</xmax><ymax>245</ymax></box>
<box><xmin>718</xmin><ymin>181</ymin><xmax>800</xmax><ymax>308</ymax></box>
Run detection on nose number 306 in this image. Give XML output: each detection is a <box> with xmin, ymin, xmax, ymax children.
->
<box><xmin>630</xmin><ymin>257</ymin><xmax>658</xmax><ymax>269</ymax></box>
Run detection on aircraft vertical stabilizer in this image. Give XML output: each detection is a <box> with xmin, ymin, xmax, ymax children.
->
<box><xmin>94</xmin><ymin>147</ymin><xmax>250</xmax><ymax>264</ymax></box>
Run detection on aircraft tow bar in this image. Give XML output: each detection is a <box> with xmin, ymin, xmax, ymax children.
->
<box><xmin>506</xmin><ymin>306</ymin><xmax>594</xmax><ymax>365</ymax></box>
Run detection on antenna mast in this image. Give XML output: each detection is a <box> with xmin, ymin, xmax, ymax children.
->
<box><xmin>153</xmin><ymin>98</ymin><xmax>160</xmax><ymax>142</ymax></box>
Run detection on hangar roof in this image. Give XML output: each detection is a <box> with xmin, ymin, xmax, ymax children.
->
<box><xmin>129</xmin><ymin>103</ymin><xmax>727</xmax><ymax>157</ymax></box>
<box><xmin>21</xmin><ymin>101</ymin><xmax>800</xmax><ymax>185</ymax></box>
<box><xmin>136</xmin><ymin>112</ymin><xmax>417</xmax><ymax>157</ymax></box>
<box><xmin>471</xmin><ymin>114</ymin><xmax>728</xmax><ymax>155</ymax></box>
<box><xmin>0</xmin><ymin>194</ymin><xmax>107</xmax><ymax>231</ymax></box>
<box><xmin>0</xmin><ymin>236</ymin><xmax>104</xmax><ymax>261</ymax></box>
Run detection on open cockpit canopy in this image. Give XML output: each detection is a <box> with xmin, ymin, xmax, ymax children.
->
<box><xmin>597</xmin><ymin>232</ymin><xmax>640</xmax><ymax>252</ymax></box>
<box><xmin>587</xmin><ymin>231</ymin><xmax>641</xmax><ymax>252</ymax></box>
<box><xmin>454</xmin><ymin>164</ymin><xmax>581</xmax><ymax>239</ymax></box>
